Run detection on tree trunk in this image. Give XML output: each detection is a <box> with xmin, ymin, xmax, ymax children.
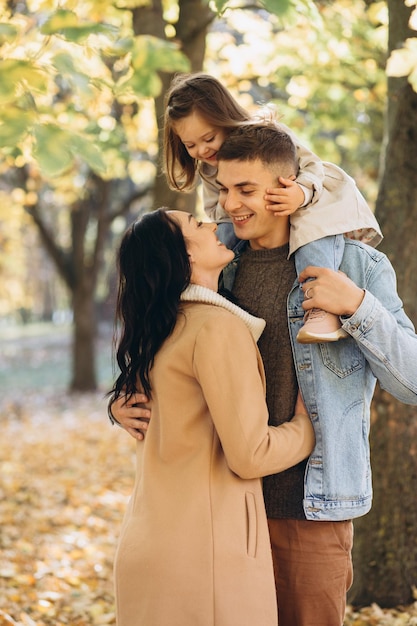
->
<box><xmin>176</xmin><ymin>0</ymin><xmax>213</xmax><ymax>70</ymax></box>
<box><xmin>132</xmin><ymin>0</ymin><xmax>215</xmax><ymax>213</ymax></box>
<box><xmin>67</xmin><ymin>177</ymin><xmax>111</xmax><ymax>392</ymax></box>
<box><xmin>349</xmin><ymin>0</ymin><xmax>417</xmax><ymax>607</ymax></box>
<box><xmin>71</xmin><ymin>275</ymin><xmax>97</xmax><ymax>391</ymax></box>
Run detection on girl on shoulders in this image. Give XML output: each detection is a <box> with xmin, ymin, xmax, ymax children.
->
<box><xmin>163</xmin><ymin>72</ymin><xmax>382</xmax><ymax>344</ymax></box>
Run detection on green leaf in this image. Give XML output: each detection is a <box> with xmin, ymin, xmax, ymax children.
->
<box><xmin>68</xmin><ymin>134</ymin><xmax>107</xmax><ymax>175</ymax></box>
<box><xmin>52</xmin><ymin>52</ymin><xmax>92</xmax><ymax>94</ymax></box>
<box><xmin>33</xmin><ymin>123</ymin><xmax>107</xmax><ymax>177</ymax></box>
<box><xmin>0</xmin><ymin>63</ymin><xmax>20</xmax><ymax>101</ymax></box>
<box><xmin>33</xmin><ymin>124</ymin><xmax>74</xmax><ymax>176</ymax></box>
<box><xmin>0</xmin><ymin>60</ymin><xmax>47</xmax><ymax>103</ymax></box>
<box><xmin>208</xmin><ymin>0</ymin><xmax>229</xmax><ymax>14</ymax></box>
<box><xmin>0</xmin><ymin>110</ymin><xmax>34</xmax><ymax>147</ymax></box>
<box><xmin>40</xmin><ymin>9</ymin><xmax>80</xmax><ymax>31</ymax></box>
<box><xmin>116</xmin><ymin>35</ymin><xmax>190</xmax><ymax>98</ymax></box>
<box><xmin>116</xmin><ymin>0</ymin><xmax>151</xmax><ymax>7</ymax></box>
<box><xmin>118</xmin><ymin>71</ymin><xmax>162</xmax><ymax>98</ymax></box>
<box><xmin>131</xmin><ymin>35</ymin><xmax>190</xmax><ymax>74</ymax></box>
<box><xmin>40</xmin><ymin>9</ymin><xmax>118</xmax><ymax>43</ymax></box>
<box><xmin>102</xmin><ymin>36</ymin><xmax>134</xmax><ymax>57</ymax></box>
<box><xmin>262</xmin><ymin>0</ymin><xmax>292</xmax><ymax>16</ymax></box>
<box><xmin>0</xmin><ymin>22</ymin><xmax>19</xmax><ymax>45</ymax></box>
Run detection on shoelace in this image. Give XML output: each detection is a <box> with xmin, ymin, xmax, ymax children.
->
<box><xmin>304</xmin><ymin>308</ymin><xmax>327</xmax><ymax>321</ymax></box>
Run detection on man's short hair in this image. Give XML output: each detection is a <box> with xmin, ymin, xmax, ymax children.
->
<box><xmin>217</xmin><ymin>122</ymin><xmax>298</xmax><ymax>177</ymax></box>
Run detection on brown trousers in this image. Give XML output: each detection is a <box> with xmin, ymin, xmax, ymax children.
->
<box><xmin>268</xmin><ymin>518</ymin><xmax>354</xmax><ymax>626</ymax></box>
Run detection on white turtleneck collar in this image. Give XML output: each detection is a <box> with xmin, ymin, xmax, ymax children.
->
<box><xmin>180</xmin><ymin>284</ymin><xmax>266</xmax><ymax>342</ymax></box>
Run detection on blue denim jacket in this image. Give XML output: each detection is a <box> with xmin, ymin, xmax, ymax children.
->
<box><xmin>223</xmin><ymin>238</ymin><xmax>417</xmax><ymax>521</ymax></box>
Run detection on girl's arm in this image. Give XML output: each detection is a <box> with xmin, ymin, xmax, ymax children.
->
<box><xmin>199</xmin><ymin>164</ymin><xmax>230</xmax><ymax>223</ymax></box>
<box><xmin>265</xmin><ymin>122</ymin><xmax>325</xmax><ymax>215</ymax></box>
<box><xmin>276</xmin><ymin>121</ymin><xmax>325</xmax><ymax>195</ymax></box>
<box><xmin>266</xmin><ymin>122</ymin><xmax>382</xmax><ymax>252</ymax></box>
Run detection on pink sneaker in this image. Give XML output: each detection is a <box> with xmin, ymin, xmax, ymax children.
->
<box><xmin>296</xmin><ymin>309</ymin><xmax>349</xmax><ymax>344</ymax></box>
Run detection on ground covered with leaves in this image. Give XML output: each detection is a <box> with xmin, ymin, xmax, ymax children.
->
<box><xmin>2</xmin><ymin>392</ymin><xmax>417</xmax><ymax>625</ymax></box>
<box><xmin>1</xmin><ymin>326</ymin><xmax>417</xmax><ymax>625</ymax></box>
<box><xmin>0</xmin><ymin>390</ymin><xmax>135</xmax><ymax>626</ymax></box>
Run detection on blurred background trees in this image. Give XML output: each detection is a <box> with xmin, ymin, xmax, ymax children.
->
<box><xmin>1</xmin><ymin>0</ymin><xmax>417</xmax><ymax>608</ymax></box>
<box><xmin>1</xmin><ymin>0</ymin><xmax>391</xmax><ymax>391</ymax></box>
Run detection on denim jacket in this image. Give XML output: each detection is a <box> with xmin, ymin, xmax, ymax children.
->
<box><xmin>222</xmin><ymin>238</ymin><xmax>417</xmax><ymax>521</ymax></box>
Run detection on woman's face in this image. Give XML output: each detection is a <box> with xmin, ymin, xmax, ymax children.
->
<box><xmin>173</xmin><ymin>111</ymin><xmax>227</xmax><ymax>167</ymax></box>
<box><xmin>169</xmin><ymin>211</ymin><xmax>234</xmax><ymax>274</ymax></box>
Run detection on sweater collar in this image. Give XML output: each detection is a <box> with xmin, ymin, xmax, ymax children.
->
<box><xmin>180</xmin><ymin>284</ymin><xmax>266</xmax><ymax>342</ymax></box>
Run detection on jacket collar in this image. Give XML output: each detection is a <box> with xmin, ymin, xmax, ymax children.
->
<box><xmin>180</xmin><ymin>284</ymin><xmax>265</xmax><ymax>342</ymax></box>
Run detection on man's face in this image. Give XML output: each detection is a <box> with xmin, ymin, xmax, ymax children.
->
<box><xmin>216</xmin><ymin>158</ymin><xmax>290</xmax><ymax>250</ymax></box>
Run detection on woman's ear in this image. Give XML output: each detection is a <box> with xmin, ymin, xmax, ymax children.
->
<box><xmin>186</xmin><ymin>240</ymin><xmax>196</xmax><ymax>264</ymax></box>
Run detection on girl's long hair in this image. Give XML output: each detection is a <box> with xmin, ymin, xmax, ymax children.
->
<box><xmin>110</xmin><ymin>208</ymin><xmax>191</xmax><ymax>400</ymax></box>
<box><xmin>163</xmin><ymin>73</ymin><xmax>250</xmax><ymax>192</ymax></box>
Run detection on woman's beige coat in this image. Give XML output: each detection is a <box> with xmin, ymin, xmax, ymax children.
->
<box><xmin>114</xmin><ymin>287</ymin><xmax>314</xmax><ymax>626</ymax></box>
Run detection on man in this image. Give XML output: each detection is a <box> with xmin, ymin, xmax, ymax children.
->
<box><xmin>110</xmin><ymin>123</ymin><xmax>417</xmax><ymax>625</ymax></box>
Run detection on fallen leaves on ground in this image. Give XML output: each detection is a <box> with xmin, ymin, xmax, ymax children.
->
<box><xmin>0</xmin><ymin>390</ymin><xmax>135</xmax><ymax>626</ymax></box>
<box><xmin>1</xmin><ymin>390</ymin><xmax>417</xmax><ymax>625</ymax></box>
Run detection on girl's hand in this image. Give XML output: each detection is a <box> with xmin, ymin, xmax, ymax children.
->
<box><xmin>265</xmin><ymin>177</ymin><xmax>304</xmax><ymax>216</ymax></box>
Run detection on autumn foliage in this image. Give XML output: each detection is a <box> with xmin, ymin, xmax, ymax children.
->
<box><xmin>0</xmin><ymin>391</ymin><xmax>134</xmax><ymax>626</ymax></box>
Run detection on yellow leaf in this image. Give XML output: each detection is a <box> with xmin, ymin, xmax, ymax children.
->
<box><xmin>386</xmin><ymin>48</ymin><xmax>413</xmax><ymax>77</ymax></box>
<box><xmin>0</xmin><ymin>609</ymin><xmax>18</xmax><ymax>625</ymax></box>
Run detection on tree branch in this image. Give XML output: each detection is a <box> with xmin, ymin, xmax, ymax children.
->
<box><xmin>24</xmin><ymin>204</ymin><xmax>75</xmax><ymax>290</ymax></box>
<box><xmin>107</xmin><ymin>182</ymin><xmax>154</xmax><ymax>222</ymax></box>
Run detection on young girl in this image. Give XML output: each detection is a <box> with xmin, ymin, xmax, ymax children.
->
<box><xmin>110</xmin><ymin>208</ymin><xmax>314</xmax><ymax>625</ymax></box>
<box><xmin>163</xmin><ymin>72</ymin><xmax>383</xmax><ymax>344</ymax></box>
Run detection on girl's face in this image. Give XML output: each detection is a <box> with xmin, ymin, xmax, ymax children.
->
<box><xmin>173</xmin><ymin>111</ymin><xmax>227</xmax><ymax>167</ymax></box>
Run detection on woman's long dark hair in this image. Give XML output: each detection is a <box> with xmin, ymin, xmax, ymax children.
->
<box><xmin>110</xmin><ymin>208</ymin><xmax>191</xmax><ymax>400</ymax></box>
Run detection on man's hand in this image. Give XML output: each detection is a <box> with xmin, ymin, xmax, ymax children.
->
<box><xmin>298</xmin><ymin>266</ymin><xmax>365</xmax><ymax>317</ymax></box>
<box><xmin>264</xmin><ymin>177</ymin><xmax>304</xmax><ymax>216</ymax></box>
<box><xmin>110</xmin><ymin>392</ymin><xmax>151</xmax><ymax>441</ymax></box>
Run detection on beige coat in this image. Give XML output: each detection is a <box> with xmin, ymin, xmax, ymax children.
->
<box><xmin>114</xmin><ymin>286</ymin><xmax>315</xmax><ymax>626</ymax></box>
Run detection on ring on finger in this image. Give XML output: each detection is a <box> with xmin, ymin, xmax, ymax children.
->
<box><xmin>305</xmin><ymin>286</ymin><xmax>313</xmax><ymax>299</ymax></box>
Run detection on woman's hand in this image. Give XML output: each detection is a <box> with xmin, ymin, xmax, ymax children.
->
<box><xmin>110</xmin><ymin>392</ymin><xmax>151</xmax><ymax>441</ymax></box>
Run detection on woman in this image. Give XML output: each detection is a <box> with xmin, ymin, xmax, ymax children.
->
<box><xmin>110</xmin><ymin>208</ymin><xmax>315</xmax><ymax>626</ymax></box>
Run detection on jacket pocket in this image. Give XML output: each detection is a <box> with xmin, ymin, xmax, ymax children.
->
<box><xmin>319</xmin><ymin>340</ymin><xmax>363</xmax><ymax>378</ymax></box>
<box><xmin>245</xmin><ymin>492</ymin><xmax>258</xmax><ymax>558</ymax></box>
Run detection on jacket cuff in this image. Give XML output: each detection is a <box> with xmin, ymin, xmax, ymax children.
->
<box><xmin>341</xmin><ymin>290</ymin><xmax>377</xmax><ymax>337</ymax></box>
<box><xmin>296</xmin><ymin>183</ymin><xmax>312</xmax><ymax>207</ymax></box>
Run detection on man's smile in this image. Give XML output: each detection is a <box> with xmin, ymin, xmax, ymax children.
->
<box><xmin>231</xmin><ymin>214</ymin><xmax>253</xmax><ymax>223</ymax></box>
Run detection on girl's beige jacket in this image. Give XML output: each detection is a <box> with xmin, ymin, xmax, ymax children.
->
<box><xmin>114</xmin><ymin>285</ymin><xmax>314</xmax><ymax>626</ymax></box>
<box><xmin>200</xmin><ymin>121</ymin><xmax>382</xmax><ymax>254</ymax></box>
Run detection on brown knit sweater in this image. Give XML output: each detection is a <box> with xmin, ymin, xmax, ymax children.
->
<box><xmin>232</xmin><ymin>243</ymin><xmax>307</xmax><ymax>519</ymax></box>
